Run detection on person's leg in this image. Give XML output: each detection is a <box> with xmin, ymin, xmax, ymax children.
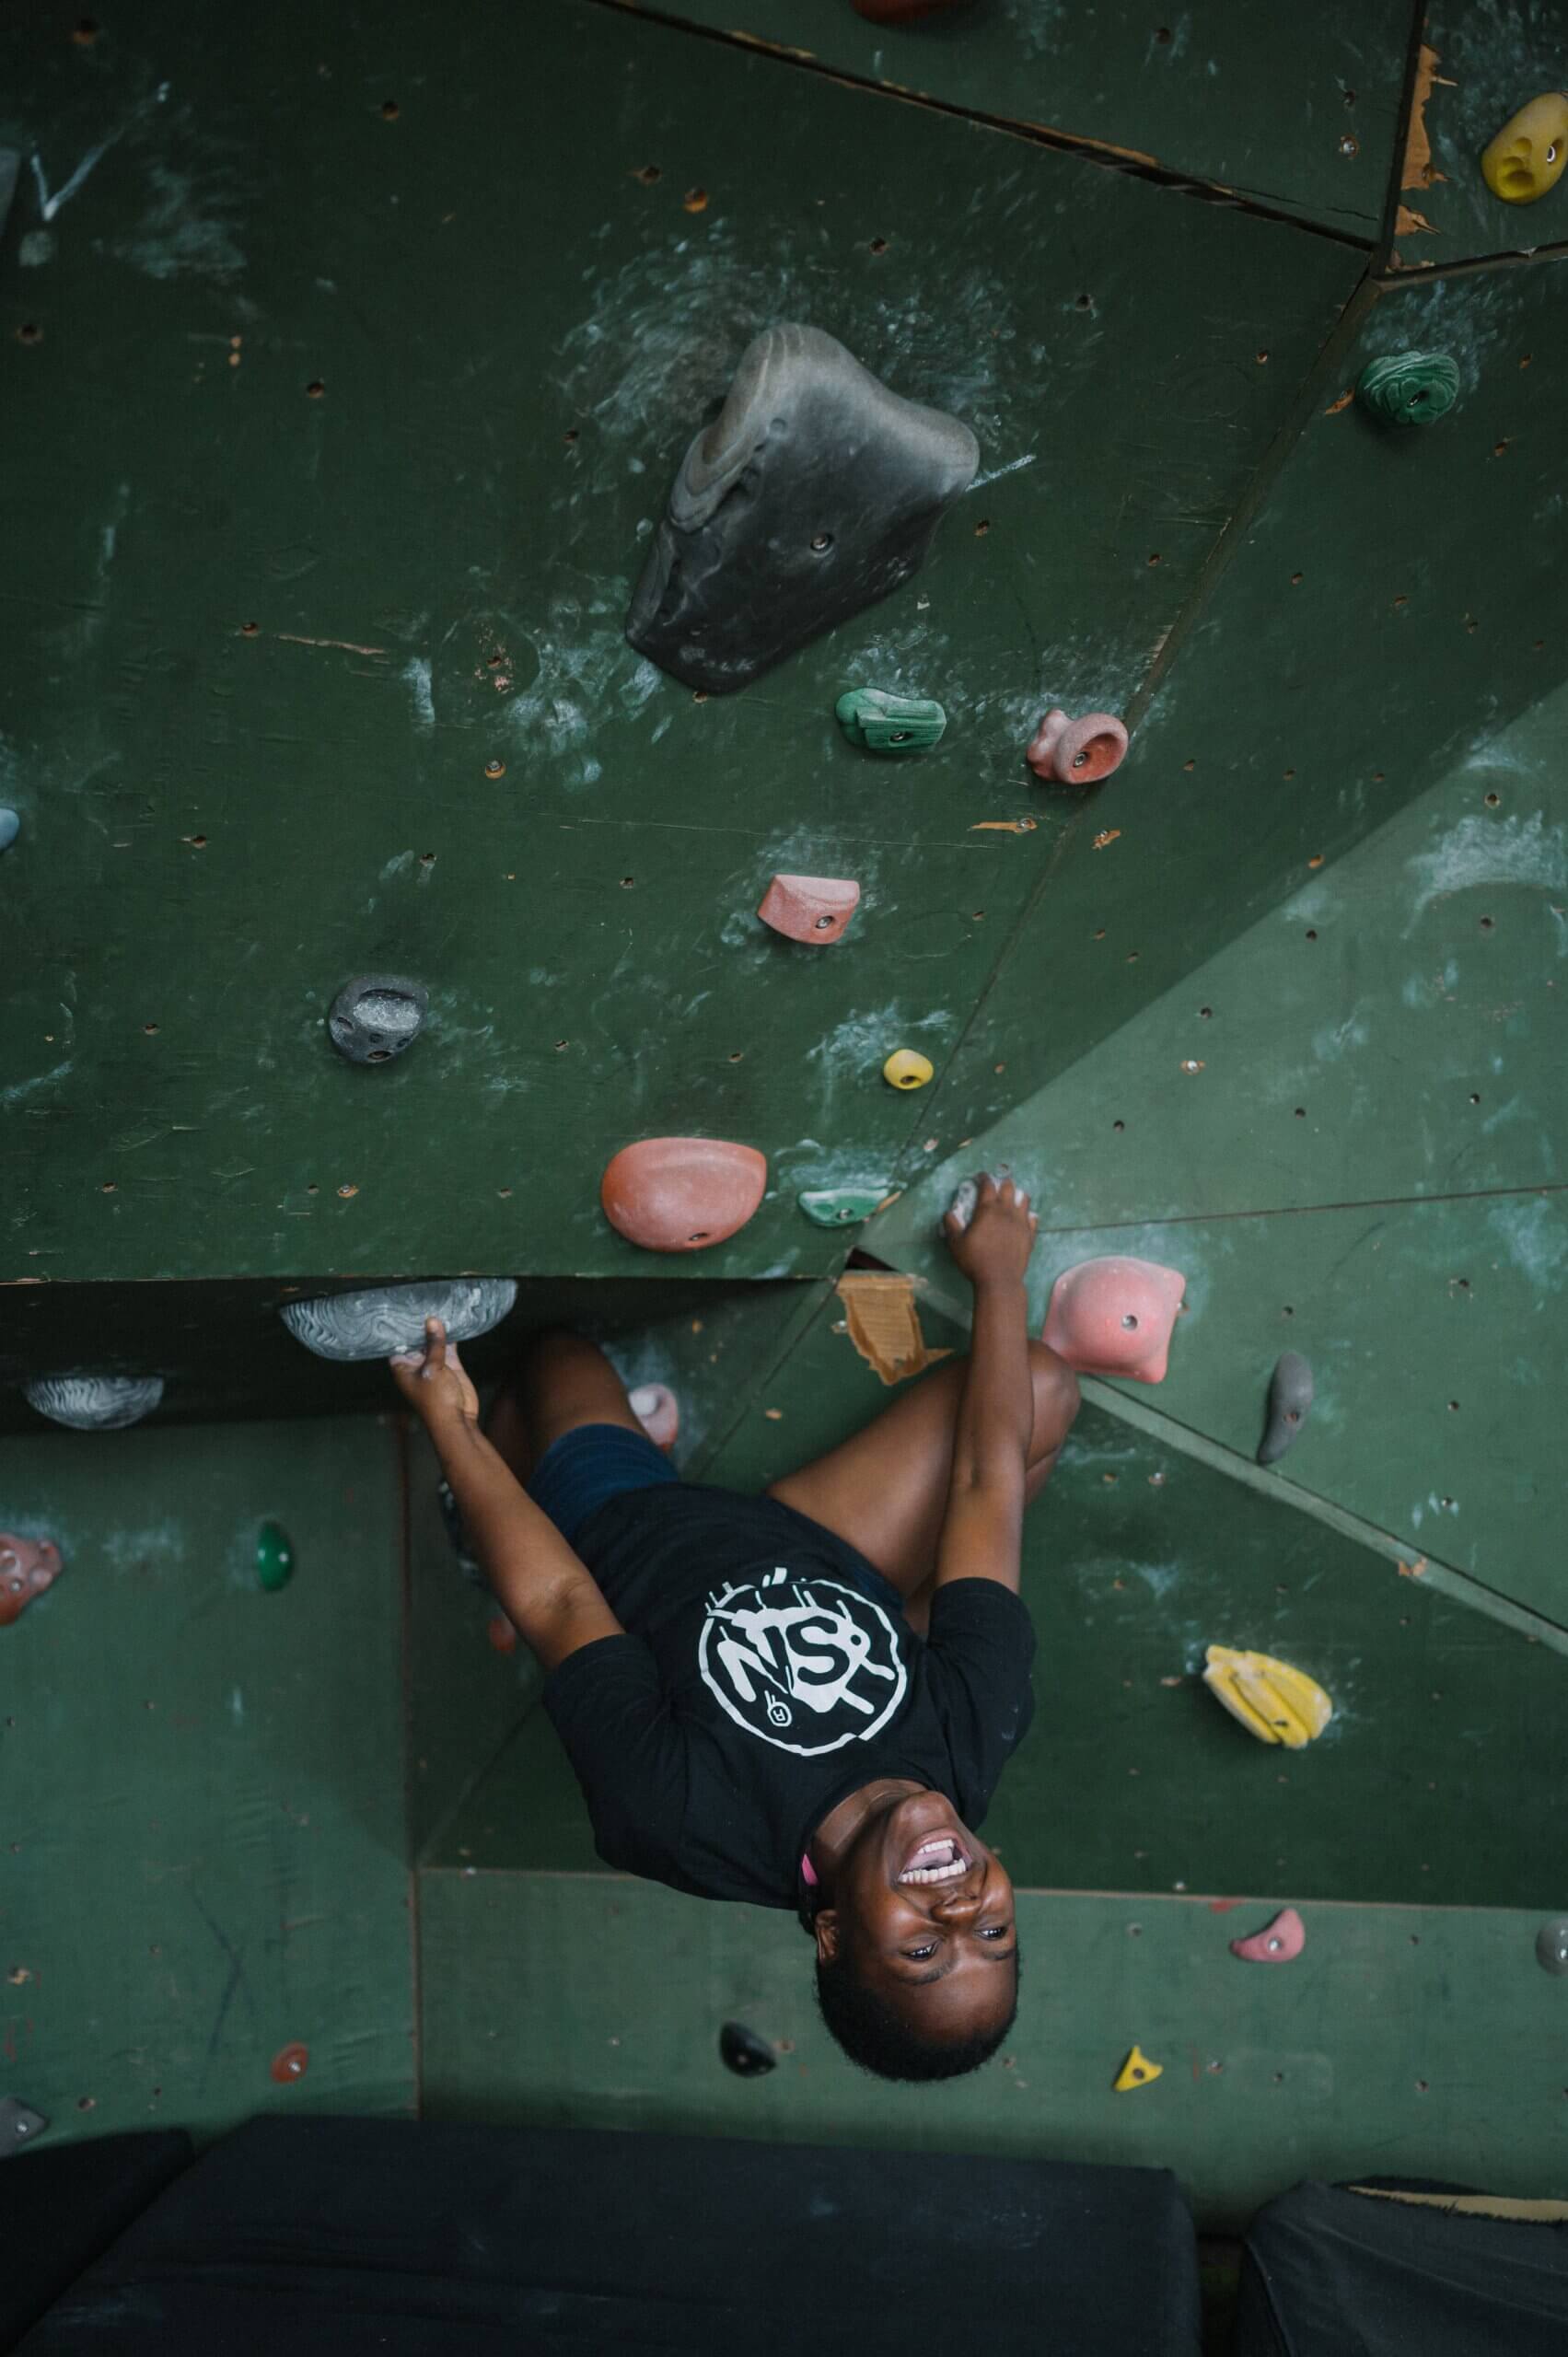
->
<box><xmin>766</xmin><ymin>1341</ymin><xmax>1080</xmax><ymax>1618</ymax></box>
<box><xmin>486</xmin><ymin>1329</ymin><xmax>646</xmax><ymax>1486</ymax></box>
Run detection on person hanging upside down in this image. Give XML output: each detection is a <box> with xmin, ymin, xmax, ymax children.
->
<box><xmin>390</xmin><ymin>1176</ymin><xmax>1079</xmax><ymax>2084</ymax></box>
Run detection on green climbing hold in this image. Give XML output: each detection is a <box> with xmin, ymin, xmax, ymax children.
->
<box><xmin>798</xmin><ymin>1186</ymin><xmax>894</xmax><ymax>1227</ymax></box>
<box><xmin>256</xmin><ymin>1520</ymin><xmax>295</xmax><ymax>1591</ymax></box>
<box><xmin>835</xmin><ymin>688</ymin><xmax>947</xmax><ymax>753</ymax></box>
<box><xmin>1355</xmin><ymin>351</ymin><xmax>1461</xmax><ymax>428</ymax></box>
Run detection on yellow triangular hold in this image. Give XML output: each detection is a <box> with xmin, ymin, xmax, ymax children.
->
<box><xmin>1203</xmin><ymin>1646</ymin><xmax>1332</xmax><ymax>1748</ymax></box>
<box><xmin>1113</xmin><ymin>2044</ymin><xmax>1163</xmax><ymax>2093</ymax></box>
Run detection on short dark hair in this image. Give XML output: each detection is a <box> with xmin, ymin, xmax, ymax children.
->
<box><xmin>814</xmin><ymin>1939</ymin><xmax>1020</xmax><ymax>2083</ymax></box>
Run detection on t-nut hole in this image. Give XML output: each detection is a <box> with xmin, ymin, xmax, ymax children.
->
<box><xmin>366</xmin><ymin>1050</ymin><xmax>389</xmax><ymax>1063</ymax></box>
<box><xmin>689</xmin><ymin>1231</ymin><xmax>709</xmax><ymax>1243</ymax></box>
<box><xmin>809</xmin><ymin>532</ymin><xmax>833</xmax><ymax>553</ymax></box>
<box><xmin>1121</xmin><ymin>1313</ymin><xmax>1139</xmax><ymax>1329</ymax></box>
<box><xmin>814</xmin><ymin>915</ymin><xmax>833</xmax><ymax>930</ymax></box>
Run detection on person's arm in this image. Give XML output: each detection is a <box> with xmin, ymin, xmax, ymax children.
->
<box><xmin>389</xmin><ymin>1318</ymin><xmax>624</xmax><ymax>1671</ymax></box>
<box><xmin>932</xmin><ymin>1178</ymin><xmax>1039</xmax><ymax>1597</ymax></box>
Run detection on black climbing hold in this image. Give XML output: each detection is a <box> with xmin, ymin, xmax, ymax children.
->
<box><xmin>719</xmin><ymin>2020</ymin><xmax>777</xmax><ymax>2077</ymax></box>
<box><xmin>328</xmin><ymin>974</ymin><xmax>429</xmax><ymax>1065</ymax></box>
<box><xmin>627</xmin><ymin>322</ymin><xmax>978</xmax><ymax>693</ymax></box>
<box><xmin>1258</xmin><ymin>1350</ymin><xmax>1314</xmax><ymax>1465</ymax></box>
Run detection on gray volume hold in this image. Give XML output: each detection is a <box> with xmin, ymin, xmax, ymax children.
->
<box><xmin>280</xmin><ymin>1278</ymin><xmax>517</xmax><ymax>1362</ymax></box>
<box><xmin>1258</xmin><ymin>1351</ymin><xmax>1315</xmax><ymax>1465</ymax></box>
<box><xmin>24</xmin><ymin>1375</ymin><xmax>165</xmax><ymax>1432</ymax></box>
<box><xmin>1536</xmin><ymin>1917</ymin><xmax>1568</xmax><ymax>1976</ymax></box>
<box><xmin>328</xmin><ymin>975</ymin><xmax>429</xmax><ymax>1065</ymax></box>
<box><xmin>0</xmin><ymin>809</ymin><xmax>18</xmax><ymax>853</ymax></box>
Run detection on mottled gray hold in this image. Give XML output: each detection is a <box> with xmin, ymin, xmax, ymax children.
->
<box><xmin>328</xmin><ymin>974</ymin><xmax>429</xmax><ymax>1065</ymax></box>
<box><xmin>1258</xmin><ymin>1351</ymin><xmax>1314</xmax><ymax>1465</ymax></box>
<box><xmin>944</xmin><ymin>1170</ymin><xmax>1012</xmax><ymax>1234</ymax></box>
<box><xmin>24</xmin><ymin>1375</ymin><xmax>164</xmax><ymax>1432</ymax></box>
<box><xmin>628</xmin><ymin>322</ymin><xmax>979</xmax><ymax>693</ymax></box>
<box><xmin>280</xmin><ymin>1278</ymin><xmax>517</xmax><ymax>1362</ymax></box>
<box><xmin>1537</xmin><ymin>1917</ymin><xmax>1568</xmax><ymax>1976</ymax></box>
<box><xmin>0</xmin><ymin>809</ymin><xmax>18</xmax><ymax>853</ymax></box>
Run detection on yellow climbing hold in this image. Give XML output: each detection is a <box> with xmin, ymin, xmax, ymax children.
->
<box><xmin>1481</xmin><ymin>92</ymin><xmax>1568</xmax><ymax>204</ymax></box>
<box><xmin>1114</xmin><ymin>2045</ymin><xmax>1163</xmax><ymax>2093</ymax></box>
<box><xmin>1203</xmin><ymin>1645</ymin><xmax>1333</xmax><ymax>1748</ymax></box>
<box><xmin>883</xmin><ymin>1050</ymin><xmax>934</xmax><ymax>1091</ymax></box>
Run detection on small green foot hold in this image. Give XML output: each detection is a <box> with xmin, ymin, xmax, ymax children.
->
<box><xmin>256</xmin><ymin>1520</ymin><xmax>296</xmax><ymax>1591</ymax></box>
<box><xmin>835</xmin><ymin>688</ymin><xmax>947</xmax><ymax>753</ymax></box>
<box><xmin>1356</xmin><ymin>351</ymin><xmax>1460</xmax><ymax>427</ymax></box>
<box><xmin>798</xmin><ymin>1185</ymin><xmax>894</xmax><ymax>1227</ymax></box>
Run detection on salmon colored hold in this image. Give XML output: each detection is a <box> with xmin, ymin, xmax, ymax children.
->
<box><xmin>601</xmin><ymin>1138</ymin><xmax>768</xmax><ymax>1253</ymax></box>
<box><xmin>1026</xmin><ymin>707</ymin><xmax>1130</xmax><ymax>785</ymax></box>
<box><xmin>270</xmin><ymin>2042</ymin><xmax>309</xmax><ymax>2084</ymax></box>
<box><xmin>0</xmin><ymin>1534</ymin><xmax>63</xmax><ymax>1627</ymax></box>
<box><xmin>1041</xmin><ymin>1255</ymin><xmax>1187</xmax><ymax>1383</ymax></box>
<box><xmin>486</xmin><ymin>1612</ymin><xmax>518</xmax><ymax>1655</ymax></box>
<box><xmin>758</xmin><ymin>874</ymin><xmax>861</xmax><ymax>945</ymax></box>
<box><xmin>1230</xmin><ymin>1906</ymin><xmax>1306</xmax><ymax>1963</ymax></box>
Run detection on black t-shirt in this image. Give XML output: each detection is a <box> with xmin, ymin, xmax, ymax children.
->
<box><xmin>541</xmin><ymin>1483</ymin><xmax>1035</xmax><ymax>1912</ymax></box>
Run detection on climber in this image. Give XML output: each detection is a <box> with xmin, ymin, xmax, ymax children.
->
<box><xmin>389</xmin><ymin>1176</ymin><xmax>1079</xmax><ymax>2084</ymax></box>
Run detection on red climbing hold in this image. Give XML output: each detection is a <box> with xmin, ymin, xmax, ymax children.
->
<box><xmin>758</xmin><ymin>874</ymin><xmax>861</xmax><ymax>945</ymax></box>
<box><xmin>270</xmin><ymin>2042</ymin><xmax>309</xmax><ymax>2084</ymax></box>
<box><xmin>1230</xmin><ymin>1906</ymin><xmax>1306</xmax><ymax>1963</ymax></box>
<box><xmin>0</xmin><ymin>1534</ymin><xmax>63</xmax><ymax>1627</ymax></box>
<box><xmin>1026</xmin><ymin>708</ymin><xmax>1129</xmax><ymax>785</ymax></box>
<box><xmin>601</xmin><ymin>1138</ymin><xmax>768</xmax><ymax>1253</ymax></box>
<box><xmin>1041</xmin><ymin>1255</ymin><xmax>1186</xmax><ymax>1383</ymax></box>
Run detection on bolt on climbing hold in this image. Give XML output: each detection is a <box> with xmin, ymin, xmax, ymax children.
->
<box><xmin>1026</xmin><ymin>708</ymin><xmax>1129</xmax><ymax>785</ymax></box>
<box><xmin>1113</xmin><ymin>2045</ymin><xmax>1163</xmax><ymax>2093</ymax></box>
<box><xmin>281</xmin><ymin>1279</ymin><xmax>517</xmax><ymax>1361</ymax></box>
<box><xmin>757</xmin><ymin>874</ymin><xmax>861</xmax><ymax>944</ymax></box>
<box><xmin>1203</xmin><ymin>1647</ymin><xmax>1332</xmax><ymax>1748</ymax></box>
<box><xmin>23</xmin><ymin>1375</ymin><xmax>164</xmax><ymax>1431</ymax></box>
<box><xmin>1230</xmin><ymin>1906</ymin><xmax>1306</xmax><ymax>1963</ymax></box>
<box><xmin>255</xmin><ymin>1521</ymin><xmax>295</xmax><ymax>1593</ymax></box>
<box><xmin>1536</xmin><ymin>1917</ymin><xmax>1568</xmax><ymax>1976</ymax></box>
<box><xmin>720</xmin><ymin>2020</ymin><xmax>777</xmax><ymax>2076</ymax></box>
<box><xmin>270</xmin><ymin>2042</ymin><xmax>309</xmax><ymax>2084</ymax></box>
<box><xmin>601</xmin><ymin>1137</ymin><xmax>768</xmax><ymax>1252</ymax></box>
<box><xmin>835</xmin><ymin>687</ymin><xmax>947</xmax><ymax>753</ymax></box>
<box><xmin>328</xmin><ymin>974</ymin><xmax>429</xmax><ymax>1065</ymax></box>
<box><xmin>1258</xmin><ymin>1352</ymin><xmax>1314</xmax><ymax>1465</ymax></box>
<box><xmin>1355</xmin><ymin>352</ymin><xmax>1461</xmax><ymax>427</ymax></box>
<box><xmin>0</xmin><ymin>809</ymin><xmax>19</xmax><ymax>852</ymax></box>
<box><xmin>944</xmin><ymin>1171</ymin><xmax>1013</xmax><ymax>1233</ymax></box>
<box><xmin>1481</xmin><ymin>92</ymin><xmax>1568</xmax><ymax>203</ymax></box>
<box><xmin>0</xmin><ymin>1533</ymin><xmax>64</xmax><ymax>1628</ymax></box>
<box><xmin>883</xmin><ymin>1049</ymin><xmax>934</xmax><ymax>1090</ymax></box>
<box><xmin>1041</xmin><ymin>1257</ymin><xmax>1186</xmax><ymax>1384</ymax></box>
<box><xmin>798</xmin><ymin>1185</ymin><xmax>893</xmax><ymax>1227</ymax></box>
<box><xmin>628</xmin><ymin>1383</ymin><xmax>679</xmax><ymax>1449</ymax></box>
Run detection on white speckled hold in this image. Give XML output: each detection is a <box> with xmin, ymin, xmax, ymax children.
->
<box><xmin>628</xmin><ymin>1382</ymin><xmax>679</xmax><ymax>1449</ymax></box>
<box><xmin>944</xmin><ymin>1170</ymin><xmax>1011</xmax><ymax>1233</ymax></box>
<box><xmin>279</xmin><ymin>1278</ymin><xmax>517</xmax><ymax>1362</ymax></box>
<box><xmin>24</xmin><ymin>1374</ymin><xmax>164</xmax><ymax>1431</ymax></box>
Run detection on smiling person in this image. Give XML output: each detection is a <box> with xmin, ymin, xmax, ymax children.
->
<box><xmin>390</xmin><ymin>1175</ymin><xmax>1079</xmax><ymax>2083</ymax></box>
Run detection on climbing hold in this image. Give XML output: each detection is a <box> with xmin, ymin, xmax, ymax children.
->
<box><xmin>1113</xmin><ymin>2045</ymin><xmax>1163</xmax><ymax>2093</ymax></box>
<box><xmin>269</xmin><ymin>2042</ymin><xmax>309</xmax><ymax>2084</ymax></box>
<box><xmin>1536</xmin><ymin>1918</ymin><xmax>1568</xmax><ymax>1976</ymax></box>
<box><xmin>883</xmin><ymin>1049</ymin><xmax>934</xmax><ymax>1090</ymax></box>
<box><xmin>327</xmin><ymin>974</ymin><xmax>429</xmax><ymax>1065</ymax></box>
<box><xmin>1230</xmin><ymin>1906</ymin><xmax>1306</xmax><ymax>1964</ymax></box>
<box><xmin>601</xmin><ymin>1137</ymin><xmax>768</xmax><ymax>1252</ymax></box>
<box><xmin>0</xmin><ymin>808</ymin><xmax>18</xmax><ymax>852</ymax></box>
<box><xmin>0</xmin><ymin>1534</ymin><xmax>64</xmax><ymax>1628</ymax></box>
<box><xmin>256</xmin><ymin>1521</ymin><xmax>295</xmax><ymax>1593</ymax></box>
<box><xmin>280</xmin><ymin>1278</ymin><xmax>517</xmax><ymax>1361</ymax></box>
<box><xmin>1041</xmin><ymin>1258</ymin><xmax>1186</xmax><ymax>1385</ymax></box>
<box><xmin>835</xmin><ymin>688</ymin><xmax>947</xmax><ymax>753</ymax></box>
<box><xmin>1258</xmin><ymin>1352</ymin><xmax>1314</xmax><ymax>1465</ymax></box>
<box><xmin>1202</xmin><ymin>1646</ymin><xmax>1333</xmax><ymax>1748</ymax></box>
<box><xmin>0</xmin><ymin>2095</ymin><xmax>47</xmax><ymax>2146</ymax></box>
<box><xmin>798</xmin><ymin>1185</ymin><xmax>892</xmax><ymax>1227</ymax></box>
<box><xmin>1481</xmin><ymin>91</ymin><xmax>1568</xmax><ymax>203</ymax></box>
<box><xmin>626</xmin><ymin>321</ymin><xmax>979</xmax><ymax>692</ymax></box>
<box><xmin>486</xmin><ymin>1611</ymin><xmax>518</xmax><ymax>1655</ymax></box>
<box><xmin>1355</xmin><ymin>352</ymin><xmax>1461</xmax><ymax>428</ymax></box>
<box><xmin>758</xmin><ymin>874</ymin><xmax>861</xmax><ymax>945</ymax></box>
<box><xmin>1026</xmin><ymin>708</ymin><xmax>1129</xmax><ymax>785</ymax></box>
<box><xmin>720</xmin><ymin>2020</ymin><xmax>777</xmax><ymax>2077</ymax></box>
<box><xmin>945</xmin><ymin>1171</ymin><xmax>1014</xmax><ymax>1233</ymax></box>
<box><xmin>629</xmin><ymin>1382</ymin><xmax>679</xmax><ymax>1449</ymax></box>
<box><xmin>24</xmin><ymin>1375</ymin><xmax>164</xmax><ymax>1432</ymax></box>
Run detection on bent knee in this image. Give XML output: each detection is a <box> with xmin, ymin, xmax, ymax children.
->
<box><xmin>1027</xmin><ymin>1339</ymin><xmax>1081</xmax><ymax>1451</ymax></box>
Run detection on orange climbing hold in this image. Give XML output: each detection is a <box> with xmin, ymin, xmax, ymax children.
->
<box><xmin>601</xmin><ymin>1138</ymin><xmax>768</xmax><ymax>1253</ymax></box>
<box><xmin>758</xmin><ymin>874</ymin><xmax>861</xmax><ymax>945</ymax></box>
<box><xmin>1026</xmin><ymin>708</ymin><xmax>1129</xmax><ymax>785</ymax></box>
<box><xmin>0</xmin><ymin>1533</ymin><xmax>63</xmax><ymax>1627</ymax></box>
<box><xmin>1230</xmin><ymin>1906</ymin><xmax>1306</xmax><ymax>1963</ymax></box>
<box><xmin>1041</xmin><ymin>1256</ymin><xmax>1187</xmax><ymax>1383</ymax></box>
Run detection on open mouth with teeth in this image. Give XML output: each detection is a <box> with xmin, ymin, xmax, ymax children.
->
<box><xmin>898</xmin><ymin>1835</ymin><xmax>971</xmax><ymax>1886</ymax></box>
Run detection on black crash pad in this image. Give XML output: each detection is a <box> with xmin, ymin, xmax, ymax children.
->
<box><xmin>1236</xmin><ymin>2179</ymin><xmax>1568</xmax><ymax>2357</ymax></box>
<box><xmin>3</xmin><ymin>2128</ymin><xmax>193</xmax><ymax>2352</ymax></box>
<box><xmin>19</xmin><ymin>2112</ymin><xmax>1202</xmax><ymax>2356</ymax></box>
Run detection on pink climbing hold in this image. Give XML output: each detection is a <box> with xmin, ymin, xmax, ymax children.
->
<box><xmin>629</xmin><ymin>1383</ymin><xmax>680</xmax><ymax>1450</ymax></box>
<box><xmin>758</xmin><ymin>874</ymin><xmax>861</xmax><ymax>945</ymax></box>
<box><xmin>1026</xmin><ymin>707</ymin><xmax>1129</xmax><ymax>785</ymax></box>
<box><xmin>0</xmin><ymin>1534</ymin><xmax>63</xmax><ymax>1628</ymax></box>
<box><xmin>1229</xmin><ymin>1906</ymin><xmax>1306</xmax><ymax>1964</ymax></box>
<box><xmin>1041</xmin><ymin>1255</ymin><xmax>1186</xmax><ymax>1383</ymax></box>
<box><xmin>601</xmin><ymin>1137</ymin><xmax>768</xmax><ymax>1253</ymax></box>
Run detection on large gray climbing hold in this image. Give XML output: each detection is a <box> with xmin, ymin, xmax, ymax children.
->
<box><xmin>328</xmin><ymin>975</ymin><xmax>429</xmax><ymax>1065</ymax></box>
<box><xmin>0</xmin><ymin>810</ymin><xmax>18</xmax><ymax>853</ymax></box>
<box><xmin>1537</xmin><ymin>1917</ymin><xmax>1568</xmax><ymax>1976</ymax></box>
<box><xmin>24</xmin><ymin>1375</ymin><xmax>164</xmax><ymax>1431</ymax></box>
<box><xmin>1258</xmin><ymin>1351</ymin><xmax>1314</xmax><ymax>1465</ymax></box>
<box><xmin>280</xmin><ymin>1278</ymin><xmax>517</xmax><ymax>1362</ymax></box>
<box><xmin>627</xmin><ymin>322</ymin><xmax>979</xmax><ymax>693</ymax></box>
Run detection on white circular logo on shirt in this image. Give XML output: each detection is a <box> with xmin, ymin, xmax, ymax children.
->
<box><xmin>697</xmin><ymin>1569</ymin><xmax>908</xmax><ymax>1757</ymax></box>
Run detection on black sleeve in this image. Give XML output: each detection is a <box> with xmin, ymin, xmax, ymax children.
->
<box><xmin>922</xmin><ymin>1581</ymin><xmax>1037</xmax><ymax>1823</ymax></box>
<box><xmin>541</xmin><ymin>1634</ymin><xmax>696</xmax><ymax>1890</ymax></box>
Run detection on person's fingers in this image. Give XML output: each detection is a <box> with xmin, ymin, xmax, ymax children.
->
<box><xmin>420</xmin><ymin>1316</ymin><xmax>448</xmax><ymax>1380</ymax></box>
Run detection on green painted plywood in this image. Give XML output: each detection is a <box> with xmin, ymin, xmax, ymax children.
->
<box><xmin>418</xmin><ymin>1874</ymin><xmax>1568</xmax><ymax>2230</ymax></box>
<box><xmin>0</xmin><ymin>0</ymin><xmax>1364</xmax><ymax>1286</ymax></box>
<box><xmin>0</xmin><ymin>1414</ymin><xmax>414</xmax><ymax>2147</ymax></box>
<box><xmin>628</xmin><ymin>0</ymin><xmax>1407</xmax><ymax>238</ymax></box>
<box><xmin>1388</xmin><ymin>4</ymin><xmax>1568</xmax><ymax>271</ymax></box>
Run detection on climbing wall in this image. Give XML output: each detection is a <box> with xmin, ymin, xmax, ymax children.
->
<box><xmin>4</xmin><ymin>0</ymin><xmax>1565</xmax><ymax>2224</ymax></box>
